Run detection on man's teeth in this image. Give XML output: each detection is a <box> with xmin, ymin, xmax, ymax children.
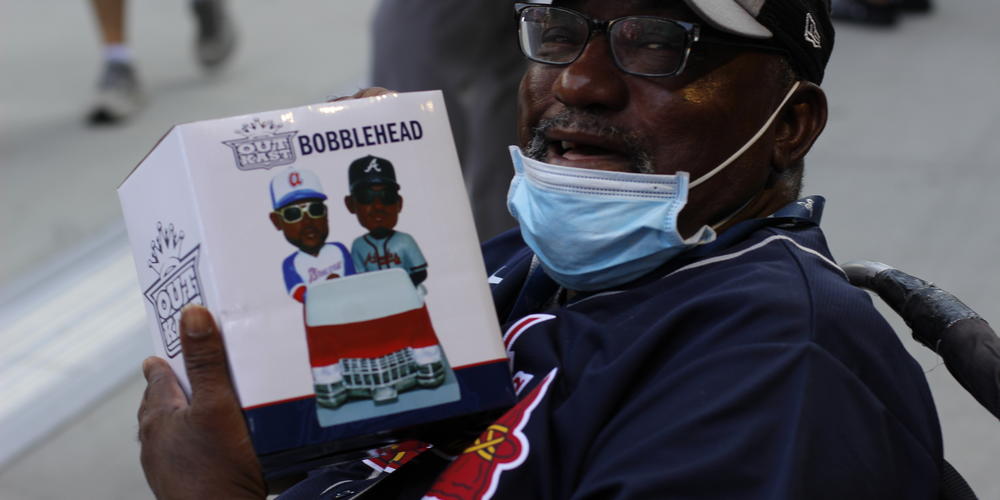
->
<box><xmin>558</xmin><ymin>141</ymin><xmax>617</xmax><ymax>157</ymax></box>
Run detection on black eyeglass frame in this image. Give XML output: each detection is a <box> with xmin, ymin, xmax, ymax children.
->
<box><xmin>514</xmin><ymin>3</ymin><xmax>788</xmax><ymax>78</ymax></box>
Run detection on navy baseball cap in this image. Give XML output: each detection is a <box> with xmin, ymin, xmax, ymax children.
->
<box><xmin>348</xmin><ymin>155</ymin><xmax>399</xmax><ymax>192</ymax></box>
<box><xmin>685</xmin><ymin>0</ymin><xmax>835</xmax><ymax>84</ymax></box>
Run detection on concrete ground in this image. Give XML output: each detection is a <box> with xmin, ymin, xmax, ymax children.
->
<box><xmin>1</xmin><ymin>0</ymin><xmax>999</xmax><ymax>498</ymax></box>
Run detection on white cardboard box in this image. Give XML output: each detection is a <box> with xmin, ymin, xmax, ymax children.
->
<box><xmin>118</xmin><ymin>91</ymin><xmax>513</xmax><ymax>475</ymax></box>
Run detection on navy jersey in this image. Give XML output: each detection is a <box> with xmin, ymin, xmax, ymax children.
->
<box><xmin>281</xmin><ymin>197</ymin><xmax>943</xmax><ymax>500</ymax></box>
<box><xmin>425</xmin><ymin>196</ymin><xmax>942</xmax><ymax>499</ymax></box>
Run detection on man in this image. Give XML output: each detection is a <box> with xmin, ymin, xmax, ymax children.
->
<box><xmin>344</xmin><ymin>155</ymin><xmax>429</xmax><ymax>287</ymax></box>
<box><xmin>269</xmin><ymin>167</ymin><xmax>355</xmax><ymax>303</ymax></box>
<box><xmin>138</xmin><ymin>1</ymin><xmax>943</xmax><ymax>498</ymax></box>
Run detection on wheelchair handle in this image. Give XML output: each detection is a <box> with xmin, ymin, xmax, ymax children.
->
<box><xmin>842</xmin><ymin>261</ymin><xmax>1000</xmax><ymax>421</ymax></box>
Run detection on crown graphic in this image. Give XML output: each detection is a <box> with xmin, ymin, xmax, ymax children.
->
<box><xmin>148</xmin><ymin>222</ymin><xmax>186</xmax><ymax>279</ymax></box>
<box><xmin>235</xmin><ymin>118</ymin><xmax>283</xmax><ymax>138</ymax></box>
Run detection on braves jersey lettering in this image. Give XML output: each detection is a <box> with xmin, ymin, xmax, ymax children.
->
<box><xmin>364</xmin><ymin>251</ymin><xmax>401</xmax><ymax>268</ymax></box>
<box><xmin>424</xmin><ymin>369</ymin><xmax>557</xmax><ymax>500</ymax></box>
<box><xmin>307</xmin><ymin>262</ymin><xmax>343</xmax><ymax>283</ymax></box>
<box><xmin>282</xmin><ymin>242</ymin><xmax>355</xmax><ymax>302</ymax></box>
<box><xmin>351</xmin><ymin>231</ymin><xmax>427</xmax><ymax>276</ymax></box>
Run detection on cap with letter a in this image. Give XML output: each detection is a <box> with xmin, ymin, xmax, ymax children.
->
<box><xmin>269</xmin><ymin>167</ymin><xmax>327</xmax><ymax>210</ymax></box>
<box><xmin>348</xmin><ymin>155</ymin><xmax>399</xmax><ymax>192</ymax></box>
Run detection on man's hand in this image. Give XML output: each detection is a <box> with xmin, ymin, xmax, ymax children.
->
<box><xmin>328</xmin><ymin>87</ymin><xmax>396</xmax><ymax>102</ymax></box>
<box><xmin>138</xmin><ymin>305</ymin><xmax>267</xmax><ymax>500</ymax></box>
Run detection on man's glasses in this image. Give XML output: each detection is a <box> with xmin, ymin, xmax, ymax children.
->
<box><xmin>352</xmin><ymin>187</ymin><xmax>400</xmax><ymax>205</ymax></box>
<box><xmin>515</xmin><ymin>4</ymin><xmax>786</xmax><ymax>78</ymax></box>
<box><xmin>275</xmin><ymin>201</ymin><xmax>327</xmax><ymax>223</ymax></box>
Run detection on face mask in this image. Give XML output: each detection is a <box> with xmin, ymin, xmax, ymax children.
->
<box><xmin>506</xmin><ymin>82</ymin><xmax>801</xmax><ymax>291</ymax></box>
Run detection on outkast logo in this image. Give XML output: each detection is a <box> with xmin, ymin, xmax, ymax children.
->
<box><xmin>222</xmin><ymin>118</ymin><xmax>298</xmax><ymax>170</ymax></box>
<box><xmin>144</xmin><ymin>222</ymin><xmax>204</xmax><ymax>358</ymax></box>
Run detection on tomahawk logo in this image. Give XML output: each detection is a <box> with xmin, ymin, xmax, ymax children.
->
<box><xmin>364</xmin><ymin>157</ymin><xmax>382</xmax><ymax>173</ymax></box>
<box><xmin>143</xmin><ymin>222</ymin><xmax>204</xmax><ymax>358</ymax></box>
<box><xmin>804</xmin><ymin>13</ymin><xmax>822</xmax><ymax>49</ymax></box>
<box><xmin>424</xmin><ymin>369</ymin><xmax>558</xmax><ymax>500</ymax></box>
<box><xmin>222</xmin><ymin>118</ymin><xmax>298</xmax><ymax>171</ymax></box>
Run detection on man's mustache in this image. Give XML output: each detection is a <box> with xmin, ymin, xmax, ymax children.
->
<box><xmin>525</xmin><ymin>110</ymin><xmax>654</xmax><ymax>174</ymax></box>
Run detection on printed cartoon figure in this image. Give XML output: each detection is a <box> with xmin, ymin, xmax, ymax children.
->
<box><xmin>268</xmin><ymin>167</ymin><xmax>355</xmax><ymax>303</ymax></box>
<box><xmin>344</xmin><ymin>155</ymin><xmax>428</xmax><ymax>288</ymax></box>
<box><xmin>294</xmin><ymin>154</ymin><xmax>455</xmax><ymax>416</ymax></box>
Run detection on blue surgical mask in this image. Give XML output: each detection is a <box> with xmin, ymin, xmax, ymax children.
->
<box><xmin>506</xmin><ymin>82</ymin><xmax>801</xmax><ymax>291</ymax></box>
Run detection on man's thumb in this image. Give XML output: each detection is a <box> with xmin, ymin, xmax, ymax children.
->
<box><xmin>179</xmin><ymin>305</ymin><xmax>235</xmax><ymax>406</ymax></box>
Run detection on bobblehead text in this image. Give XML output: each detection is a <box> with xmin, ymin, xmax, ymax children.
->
<box><xmin>298</xmin><ymin>120</ymin><xmax>424</xmax><ymax>157</ymax></box>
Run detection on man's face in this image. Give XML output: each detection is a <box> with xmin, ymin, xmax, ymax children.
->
<box><xmin>344</xmin><ymin>184</ymin><xmax>403</xmax><ymax>239</ymax></box>
<box><xmin>518</xmin><ymin>0</ymin><xmax>793</xmax><ymax>236</ymax></box>
<box><xmin>269</xmin><ymin>198</ymin><xmax>329</xmax><ymax>255</ymax></box>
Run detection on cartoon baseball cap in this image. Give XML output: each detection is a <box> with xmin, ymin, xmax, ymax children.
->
<box><xmin>269</xmin><ymin>167</ymin><xmax>328</xmax><ymax>210</ymax></box>
<box><xmin>348</xmin><ymin>155</ymin><xmax>399</xmax><ymax>192</ymax></box>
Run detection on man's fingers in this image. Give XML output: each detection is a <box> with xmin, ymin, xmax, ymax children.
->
<box><xmin>138</xmin><ymin>357</ymin><xmax>187</xmax><ymax>440</ymax></box>
<box><xmin>141</xmin><ymin>357</ymin><xmax>187</xmax><ymax>410</ymax></box>
<box><xmin>179</xmin><ymin>305</ymin><xmax>238</xmax><ymax>412</ymax></box>
<box><xmin>353</xmin><ymin>87</ymin><xmax>394</xmax><ymax>98</ymax></box>
<box><xmin>327</xmin><ymin>87</ymin><xmax>397</xmax><ymax>102</ymax></box>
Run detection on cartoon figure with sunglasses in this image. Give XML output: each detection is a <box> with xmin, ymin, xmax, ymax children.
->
<box><xmin>269</xmin><ymin>167</ymin><xmax>355</xmax><ymax>303</ymax></box>
<box><xmin>344</xmin><ymin>155</ymin><xmax>428</xmax><ymax>288</ymax></box>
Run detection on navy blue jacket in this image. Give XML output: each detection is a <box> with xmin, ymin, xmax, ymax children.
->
<box><xmin>284</xmin><ymin>197</ymin><xmax>943</xmax><ymax>499</ymax></box>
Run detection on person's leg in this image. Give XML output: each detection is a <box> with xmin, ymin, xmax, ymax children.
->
<box><xmin>190</xmin><ymin>0</ymin><xmax>237</xmax><ymax>69</ymax></box>
<box><xmin>87</xmin><ymin>0</ymin><xmax>144</xmax><ymax>125</ymax></box>
<box><xmin>91</xmin><ymin>0</ymin><xmax>125</xmax><ymax>45</ymax></box>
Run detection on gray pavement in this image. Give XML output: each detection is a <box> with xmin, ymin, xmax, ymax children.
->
<box><xmin>2</xmin><ymin>0</ymin><xmax>999</xmax><ymax>498</ymax></box>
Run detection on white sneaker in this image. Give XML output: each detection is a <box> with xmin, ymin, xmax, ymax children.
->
<box><xmin>87</xmin><ymin>62</ymin><xmax>144</xmax><ymax>125</ymax></box>
<box><xmin>192</xmin><ymin>0</ymin><xmax>237</xmax><ymax>69</ymax></box>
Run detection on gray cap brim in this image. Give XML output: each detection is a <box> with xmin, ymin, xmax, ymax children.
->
<box><xmin>684</xmin><ymin>0</ymin><xmax>773</xmax><ymax>39</ymax></box>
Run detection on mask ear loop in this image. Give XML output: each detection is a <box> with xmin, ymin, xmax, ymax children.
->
<box><xmin>709</xmin><ymin>194</ymin><xmax>757</xmax><ymax>230</ymax></box>
<box><xmin>689</xmin><ymin>81</ymin><xmax>801</xmax><ymax>190</ymax></box>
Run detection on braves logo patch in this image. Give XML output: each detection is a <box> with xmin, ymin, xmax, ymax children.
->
<box><xmin>424</xmin><ymin>369</ymin><xmax>558</xmax><ymax>500</ymax></box>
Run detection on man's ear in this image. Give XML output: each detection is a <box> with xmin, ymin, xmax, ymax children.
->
<box><xmin>269</xmin><ymin>212</ymin><xmax>283</xmax><ymax>231</ymax></box>
<box><xmin>344</xmin><ymin>195</ymin><xmax>357</xmax><ymax>214</ymax></box>
<box><xmin>772</xmin><ymin>81</ymin><xmax>827</xmax><ymax>171</ymax></box>
<box><xmin>397</xmin><ymin>195</ymin><xmax>404</xmax><ymax>212</ymax></box>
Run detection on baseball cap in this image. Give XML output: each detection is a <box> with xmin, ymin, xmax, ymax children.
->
<box><xmin>269</xmin><ymin>167</ymin><xmax>328</xmax><ymax>210</ymax></box>
<box><xmin>348</xmin><ymin>155</ymin><xmax>399</xmax><ymax>192</ymax></box>
<box><xmin>685</xmin><ymin>0</ymin><xmax>834</xmax><ymax>84</ymax></box>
